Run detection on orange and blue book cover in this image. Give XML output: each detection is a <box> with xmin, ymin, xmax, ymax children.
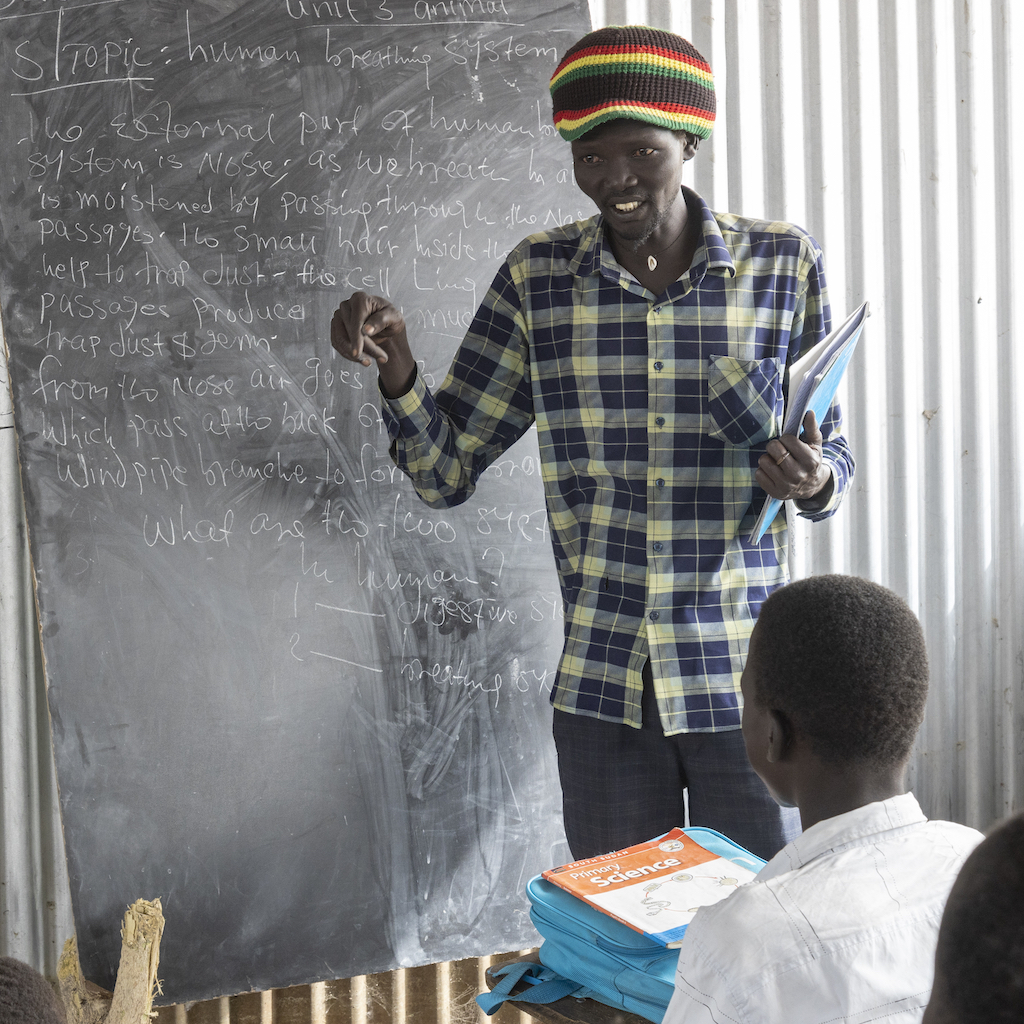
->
<box><xmin>541</xmin><ymin>828</ymin><xmax>759</xmax><ymax>948</ymax></box>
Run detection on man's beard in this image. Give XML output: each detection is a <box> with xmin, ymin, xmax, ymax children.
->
<box><xmin>623</xmin><ymin>202</ymin><xmax>671</xmax><ymax>254</ymax></box>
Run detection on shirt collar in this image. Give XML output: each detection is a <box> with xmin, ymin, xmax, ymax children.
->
<box><xmin>686</xmin><ymin>187</ymin><xmax>734</xmax><ymax>277</ymax></box>
<box><xmin>578</xmin><ymin>187</ymin><xmax>736</xmax><ymax>282</ymax></box>
<box><xmin>571</xmin><ymin>217</ymin><xmax>603</xmax><ymax>278</ymax></box>
<box><xmin>756</xmin><ymin>792</ymin><xmax>928</xmax><ymax>882</ymax></box>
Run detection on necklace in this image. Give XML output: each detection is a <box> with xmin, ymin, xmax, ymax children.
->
<box><xmin>643</xmin><ymin>219</ymin><xmax>690</xmax><ymax>272</ymax></box>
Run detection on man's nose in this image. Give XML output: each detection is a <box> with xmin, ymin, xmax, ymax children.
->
<box><xmin>606</xmin><ymin>157</ymin><xmax>638</xmax><ymax>191</ymax></box>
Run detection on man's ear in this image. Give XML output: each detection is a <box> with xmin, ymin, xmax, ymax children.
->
<box><xmin>765</xmin><ymin>709</ymin><xmax>794</xmax><ymax>764</ymax></box>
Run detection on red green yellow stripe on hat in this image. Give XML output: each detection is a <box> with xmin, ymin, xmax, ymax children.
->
<box><xmin>550</xmin><ymin>26</ymin><xmax>716</xmax><ymax>142</ymax></box>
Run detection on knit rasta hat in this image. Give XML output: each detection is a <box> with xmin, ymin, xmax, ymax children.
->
<box><xmin>549</xmin><ymin>25</ymin><xmax>715</xmax><ymax>142</ymax></box>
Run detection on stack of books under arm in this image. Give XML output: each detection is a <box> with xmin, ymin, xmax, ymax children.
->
<box><xmin>751</xmin><ymin>300</ymin><xmax>870</xmax><ymax>543</ymax></box>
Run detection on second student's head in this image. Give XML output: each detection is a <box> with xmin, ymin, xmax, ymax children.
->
<box><xmin>922</xmin><ymin>812</ymin><xmax>1024</xmax><ymax>1024</ymax></box>
<box><xmin>741</xmin><ymin>574</ymin><xmax>929</xmax><ymax>809</ymax></box>
<box><xmin>0</xmin><ymin>957</ymin><xmax>66</xmax><ymax>1024</ymax></box>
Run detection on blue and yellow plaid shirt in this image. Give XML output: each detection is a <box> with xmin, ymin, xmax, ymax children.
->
<box><xmin>384</xmin><ymin>189</ymin><xmax>854</xmax><ymax>734</ymax></box>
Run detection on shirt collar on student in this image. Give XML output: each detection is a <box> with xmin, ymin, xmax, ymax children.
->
<box><xmin>756</xmin><ymin>792</ymin><xmax>928</xmax><ymax>882</ymax></box>
<box><xmin>584</xmin><ymin>187</ymin><xmax>736</xmax><ymax>283</ymax></box>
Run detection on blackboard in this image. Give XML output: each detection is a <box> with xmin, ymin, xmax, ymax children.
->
<box><xmin>0</xmin><ymin>0</ymin><xmax>592</xmax><ymax>1003</ymax></box>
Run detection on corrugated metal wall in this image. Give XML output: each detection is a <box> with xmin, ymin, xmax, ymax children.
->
<box><xmin>2</xmin><ymin>0</ymin><xmax>1022</xmax><ymax>1019</ymax></box>
<box><xmin>0</xmin><ymin>314</ymin><xmax>75</xmax><ymax>970</ymax></box>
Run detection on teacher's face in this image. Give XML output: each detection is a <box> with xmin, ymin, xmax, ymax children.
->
<box><xmin>570</xmin><ymin>119</ymin><xmax>697</xmax><ymax>255</ymax></box>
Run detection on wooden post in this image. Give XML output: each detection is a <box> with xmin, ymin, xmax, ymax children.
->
<box><xmin>58</xmin><ymin>898</ymin><xmax>165</xmax><ymax>1024</ymax></box>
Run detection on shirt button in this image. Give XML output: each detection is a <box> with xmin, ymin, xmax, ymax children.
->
<box><xmin>653</xmin><ymin>361</ymin><xmax>664</xmax><ymax>371</ymax></box>
<box><xmin>655</xmin><ymin>416</ymin><xmax>665</xmax><ymax>427</ymax></box>
<box><xmin>649</xmin><ymin>611</ymin><xmax>660</xmax><ymax>621</ymax></box>
<box><xmin>655</xmin><ymin>478</ymin><xmax>665</xmax><ymax>488</ymax></box>
<box><xmin>653</xmin><ymin>542</ymin><xmax>663</xmax><ymax>552</ymax></box>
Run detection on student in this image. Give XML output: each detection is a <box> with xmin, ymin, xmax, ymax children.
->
<box><xmin>663</xmin><ymin>574</ymin><xmax>984</xmax><ymax>1024</ymax></box>
<box><xmin>922</xmin><ymin>812</ymin><xmax>1024</xmax><ymax>1023</ymax></box>
<box><xmin>0</xmin><ymin>957</ymin><xmax>65</xmax><ymax>1024</ymax></box>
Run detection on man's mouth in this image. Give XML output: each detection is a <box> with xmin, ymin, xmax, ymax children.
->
<box><xmin>612</xmin><ymin>200</ymin><xmax>642</xmax><ymax>213</ymax></box>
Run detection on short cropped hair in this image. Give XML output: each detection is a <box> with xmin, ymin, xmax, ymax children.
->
<box><xmin>0</xmin><ymin>957</ymin><xmax>65</xmax><ymax>1024</ymax></box>
<box><xmin>751</xmin><ymin>574</ymin><xmax>928</xmax><ymax>769</ymax></box>
<box><xmin>932</xmin><ymin>813</ymin><xmax>1024</xmax><ymax>1023</ymax></box>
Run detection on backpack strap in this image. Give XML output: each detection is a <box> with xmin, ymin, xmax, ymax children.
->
<box><xmin>475</xmin><ymin>960</ymin><xmax>587</xmax><ymax>1015</ymax></box>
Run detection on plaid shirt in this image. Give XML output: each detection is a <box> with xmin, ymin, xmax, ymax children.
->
<box><xmin>384</xmin><ymin>189</ymin><xmax>854</xmax><ymax>733</ymax></box>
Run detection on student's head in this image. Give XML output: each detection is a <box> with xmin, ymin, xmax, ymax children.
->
<box><xmin>0</xmin><ymin>957</ymin><xmax>65</xmax><ymax>1024</ymax></box>
<box><xmin>549</xmin><ymin>26</ymin><xmax>716</xmax><ymax>143</ymax></box>
<box><xmin>740</xmin><ymin>574</ymin><xmax>929</xmax><ymax>803</ymax></box>
<box><xmin>922</xmin><ymin>813</ymin><xmax>1024</xmax><ymax>1024</ymax></box>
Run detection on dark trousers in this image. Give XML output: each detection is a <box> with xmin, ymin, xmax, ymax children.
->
<box><xmin>552</xmin><ymin>664</ymin><xmax>800</xmax><ymax>862</ymax></box>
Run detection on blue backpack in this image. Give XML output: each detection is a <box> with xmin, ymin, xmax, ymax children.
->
<box><xmin>477</xmin><ymin>828</ymin><xmax>765</xmax><ymax>1023</ymax></box>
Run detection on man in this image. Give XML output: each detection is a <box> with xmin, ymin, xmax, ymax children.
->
<box><xmin>922</xmin><ymin>812</ymin><xmax>1024</xmax><ymax>1024</ymax></box>
<box><xmin>664</xmin><ymin>575</ymin><xmax>983</xmax><ymax>1023</ymax></box>
<box><xmin>331</xmin><ymin>26</ymin><xmax>854</xmax><ymax>861</ymax></box>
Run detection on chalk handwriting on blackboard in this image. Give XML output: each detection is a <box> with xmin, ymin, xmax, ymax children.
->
<box><xmin>0</xmin><ymin>0</ymin><xmax>590</xmax><ymax>1006</ymax></box>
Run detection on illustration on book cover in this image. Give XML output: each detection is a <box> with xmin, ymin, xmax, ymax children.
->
<box><xmin>596</xmin><ymin>840</ymin><xmax>749</xmax><ymax>926</ymax></box>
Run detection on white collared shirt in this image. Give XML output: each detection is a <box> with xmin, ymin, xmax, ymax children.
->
<box><xmin>664</xmin><ymin>793</ymin><xmax>983</xmax><ymax>1024</ymax></box>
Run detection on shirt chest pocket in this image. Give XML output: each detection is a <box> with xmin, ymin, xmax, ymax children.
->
<box><xmin>706</xmin><ymin>354</ymin><xmax>784</xmax><ymax>448</ymax></box>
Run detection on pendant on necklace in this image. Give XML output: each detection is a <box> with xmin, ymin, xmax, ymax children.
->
<box><xmin>647</xmin><ymin>255</ymin><xmax>658</xmax><ymax>272</ymax></box>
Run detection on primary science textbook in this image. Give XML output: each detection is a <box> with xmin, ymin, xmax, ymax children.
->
<box><xmin>541</xmin><ymin>828</ymin><xmax>759</xmax><ymax>948</ymax></box>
